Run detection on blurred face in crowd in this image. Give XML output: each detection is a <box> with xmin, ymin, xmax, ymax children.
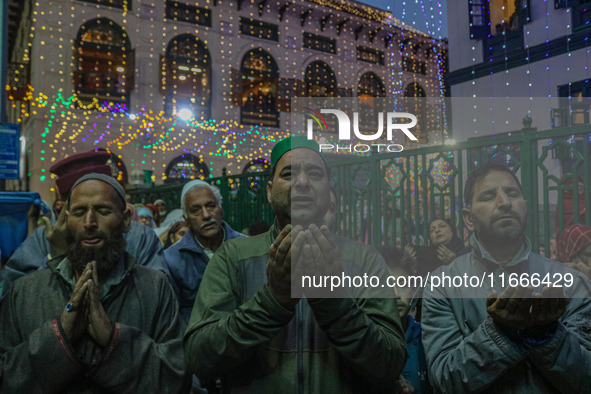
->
<box><xmin>267</xmin><ymin>148</ymin><xmax>331</xmax><ymax>228</ymax></box>
<box><xmin>184</xmin><ymin>187</ymin><xmax>224</xmax><ymax>246</ymax></box>
<box><xmin>155</xmin><ymin>200</ymin><xmax>167</xmax><ymax>216</ymax></box>
<box><xmin>429</xmin><ymin>219</ymin><xmax>454</xmax><ymax>247</ymax></box>
<box><xmin>139</xmin><ymin>215</ymin><xmax>152</xmax><ymax>227</ymax></box>
<box><xmin>389</xmin><ymin>266</ymin><xmax>413</xmax><ymax>318</ymax></box>
<box><xmin>66</xmin><ymin>180</ymin><xmax>130</xmax><ymax>280</ymax></box>
<box><xmin>53</xmin><ymin>199</ymin><xmax>64</xmax><ymax>215</ymax></box>
<box><xmin>172</xmin><ymin>225</ymin><xmax>189</xmax><ymax>244</ymax></box>
<box><xmin>462</xmin><ymin>169</ymin><xmax>527</xmax><ymax>245</ymax></box>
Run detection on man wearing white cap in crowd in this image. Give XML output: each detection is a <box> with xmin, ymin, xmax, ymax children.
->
<box><xmin>154</xmin><ymin>199</ymin><xmax>168</xmax><ymax>222</ymax></box>
<box><xmin>0</xmin><ymin>173</ymin><xmax>189</xmax><ymax>392</ymax></box>
<box><xmin>163</xmin><ymin>180</ymin><xmax>245</xmax><ymax>323</ymax></box>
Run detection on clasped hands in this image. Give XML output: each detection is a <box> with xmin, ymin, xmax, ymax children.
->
<box><xmin>60</xmin><ymin>261</ymin><xmax>113</xmax><ymax>347</ymax></box>
<box><xmin>267</xmin><ymin>224</ymin><xmax>342</xmax><ymax>309</ymax></box>
<box><xmin>486</xmin><ymin>285</ymin><xmax>569</xmax><ymax>338</ymax></box>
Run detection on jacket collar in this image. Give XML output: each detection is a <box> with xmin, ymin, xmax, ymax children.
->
<box><xmin>179</xmin><ymin>221</ymin><xmax>243</xmax><ymax>254</ymax></box>
<box><xmin>470</xmin><ymin>233</ymin><xmax>531</xmax><ymax>268</ymax></box>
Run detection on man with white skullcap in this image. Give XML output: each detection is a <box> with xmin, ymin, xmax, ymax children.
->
<box><xmin>164</xmin><ymin>180</ymin><xmax>245</xmax><ymax>323</ymax></box>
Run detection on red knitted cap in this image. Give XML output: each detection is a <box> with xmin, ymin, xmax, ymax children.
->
<box><xmin>50</xmin><ymin>151</ymin><xmax>112</xmax><ymax>199</ymax></box>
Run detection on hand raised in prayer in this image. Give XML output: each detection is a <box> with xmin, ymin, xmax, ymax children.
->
<box><xmin>393</xmin><ymin>376</ymin><xmax>416</xmax><ymax>394</ymax></box>
<box><xmin>299</xmin><ymin>224</ymin><xmax>342</xmax><ymax>278</ymax></box>
<box><xmin>267</xmin><ymin>225</ymin><xmax>300</xmax><ymax>310</ymax></box>
<box><xmin>60</xmin><ymin>262</ymin><xmax>92</xmax><ymax>343</ymax></box>
<box><xmin>527</xmin><ymin>286</ymin><xmax>568</xmax><ymax>331</ymax></box>
<box><xmin>437</xmin><ymin>244</ymin><xmax>457</xmax><ymax>265</ymax></box>
<box><xmin>46</xmin><ymin>207</ymin><xmax>71</xmax><ymax>257</ymax></box>
<box><xmin>404</xmin><ymin>245</ymin><xmax>416</xmax><ymax>262</ymax></box>
<box><xmin>85</xmin><ymin>261</ymin><xmax>113</xmax><ymax>347</ymax></box>
<box><xmin>486</xmin><ymin>285</ymin><xmax>534</xmax><ymax>329</ymax></box>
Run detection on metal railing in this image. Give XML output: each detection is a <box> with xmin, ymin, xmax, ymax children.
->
<box><xmin>129</xmin><ymin>125</ymin><xmax>591</xmax><ymax>255</ymax></box>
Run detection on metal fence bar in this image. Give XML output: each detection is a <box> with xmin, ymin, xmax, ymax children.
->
<box><xmin>129</xmin><ymin>126</ymin><xmax>590</xmax><ymax>252</ymax></box>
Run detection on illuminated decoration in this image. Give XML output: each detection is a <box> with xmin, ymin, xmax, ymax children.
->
<box><xmin>78</xmin><ymin>0</ymin><xmax>130</xmax><ymax>11</ymax></box>
<box><xmin>239</xmin><ymin>18</ymin><xmax>279</xmax><ymax>41</ymax></box>
<box><xmin>4</xmin><ymin>0</ymin><xmax>447</xmax><ymax>199</ymax></box>
<box><xmin>303</xmin><ymin>32</ymin><xmax>337</xmax><ymax>54</ymax></box>
<box><xmin>98</xmin><ymin>147</ymin><xmax>128</xmax><ymax>183</ymax></box>
<box><xmin>165</xmin><ymin>154</ymin><xmax>210</xmax><ymax>182</ymax></box>
<box><xmin>74</xmin><ymin>18</ymin><xmax>133</xmax><ymax>107</ymax></box>
<box><xmin>178</xmin><ymin>108</ymin><xmax>194</xmax><ymax>121</ymax></box>
<box><xmin>161</xmin><ymin>34</ymin><xmax>211</xmax><ymax>119</ymax></box>
<box><xmin>13</xmin><ymin>88</ymin><xmax>281</xmax><ymax>182</ymax></box>
<box><xmin>393</xmin><ymin>0</ymin><xmax>449</xmax><ymax>139</ymax></box>
<box><xmin>242</xmin><ymin>157</ymin><xmax>271</xmax><ymax>174</ymax></box>
<box><xmin>357</xmin><ymin>45</ymin><xmax>385</xmax><ymax>65</ymax></box>
<box><xmin>358</xmin><ymin>72</ymin><xmax>386</xmax><ymax>97</ymax></box>
<box><xmin>240</xmin><ymin>49</ymin><xmax>279</xmax><ymax>128</ymax></box>
<box><xmin>305</xmin><ymin>61</ymin><xmax>337</xmax><ymax>97</ymax></box>
<box><xmin>165</xmin><ymin>1</ymin><xmax>211</xmax><ymax>28</ymax></box>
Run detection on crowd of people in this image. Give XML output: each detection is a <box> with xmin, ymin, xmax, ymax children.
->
<box><xmin>0</xmin><ymin>138</ymin><xmax>590</xmax><ymax>393</ymax></box>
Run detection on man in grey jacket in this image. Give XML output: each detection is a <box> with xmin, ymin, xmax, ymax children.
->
<box><xmin>421</xmin><ymin>163</ymin><xmax>591</xmax><ymax>393</ymax></box>
<box><xmin>0</xmin><ymin>173</ymin><xmax>189</xmax><ymax>393</ymax></box>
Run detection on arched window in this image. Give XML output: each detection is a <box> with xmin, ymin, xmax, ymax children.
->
<box><xmin>165</xmin><ymin>154</ymin><xmax>210</xmax><ymax>183</ymax></box>
<box><xmin>242</xmin><ymin>157</ymin><xmax>271</xmax><ymax>174</ymax></box>
<box><xmin>74</xmin><ymin>18</ymin><xmax>133</xmax><ymax>108</ymax></box>
<box><xmin>357</xmin><ymin>72</ymin><xmax>385</xmax><ymax>97</ymax></box>
<box><xmin>305</xmin><ymin>61</ymin><xmax>336</xmax><ymax>97</ymax></box>
<box><xmin>357</xmin><ymin>72</ymin><xmax>386</xmax><ymax>131</ymax></box>
<box><xmin>404</xmin><ymin>82</ymin><xmax>428</xmax><ymax>143</ymax></box>
<box><xmin>239</xmin><ymin>49</ymin><xmax>279</xmax><ymax>128</ymax></box>
<box><xmin>403</xmin><ymin>82</ymin><xmax>426</xmax><ymax>98</ymax></box>
<box><xmin>162</xmin><ymin>34</ymin><xmax>211</xmax><ymax>119</ymax></box>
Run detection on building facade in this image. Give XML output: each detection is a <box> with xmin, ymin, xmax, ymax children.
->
<box><xmin>6</xmin><ymin>0</ymin><xmax>447</xmax><ymax>202</ymax></box>
<box><xmin>447</xmin><ymin>0</ymin><xmax>591</xmax><ymax>141</ymax></box>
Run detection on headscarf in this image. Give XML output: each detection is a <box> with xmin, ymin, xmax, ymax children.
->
<box><xmin>427</xmin><ymin>218</ymin><xmax>466</xmax><ymax>254</ymax></box>
<box><xmin>137</xmin><ymin>207</ymin><xmax>156</xmax><ymax>228</ymax></box>
<box><xmin>557</xmin><ymin>224</ymin><xmax>591</xmax><ymax>262</ymax></box>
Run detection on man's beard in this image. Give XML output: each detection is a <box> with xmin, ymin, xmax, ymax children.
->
<box><xmin>67</xmin><ymin>226</ymin><xmax>127</xmax><ymax>282</ymax></box>
<box><xmin>474</xmin><ymin>214</ymin><xmax>527</xmax><ymax>246</ymax></box>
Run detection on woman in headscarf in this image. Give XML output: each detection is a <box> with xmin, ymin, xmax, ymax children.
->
<box><xmin>557</xmin><ymin>223</ymin><xmax>591</xmax><ymax>280</ymax></box>
<box><xmin>555</xmin><ymin>176</ymin><xmax>586</xmax><ymax>238</ymax></box>
<box><xmin>163</xmin><ymin>221</ymin><xmax>189</xmax><ymax>249</ymax></box>
<box><xmin>137</xmin><ymin>207</ymin><xmax>156</xmax><ymax>229</ymax></box>
<box><xmin>405</xmin><ymin>218</ymin><xmax>470</xmax><ymax>277</ymax></box>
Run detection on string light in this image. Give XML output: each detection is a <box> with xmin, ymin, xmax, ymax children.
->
<box><xmin>7</xmin><ymin>0</ymin><xmax>448</xmax><ymax>186</ymax></box>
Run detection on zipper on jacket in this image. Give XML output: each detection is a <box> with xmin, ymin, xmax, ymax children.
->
<box><xmin>296</xmin><ymin>300</ymin><xmax>304</xmax><ymax>394</ymax></box>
